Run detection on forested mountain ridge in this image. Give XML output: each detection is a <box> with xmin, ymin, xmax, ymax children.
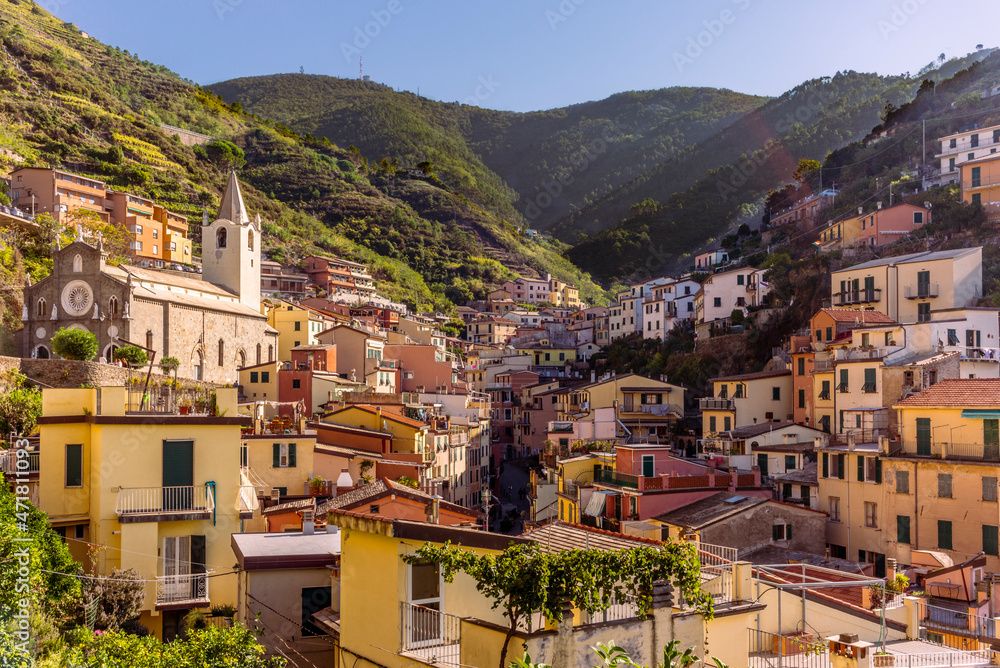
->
<box><xmin>209</xmin><ymin>74</ymin><xmax>769</xmax><ymax>230</ymax></box>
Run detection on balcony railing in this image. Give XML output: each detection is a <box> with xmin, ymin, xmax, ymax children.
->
<box><xmin>896</xmin><ymin>441</ymin><xmax>1000</xmax><ymax>461</ymax></box>
<box><xmin>813</xmin><ymin>358</ymin><xmax>834</xmax><ymax>372</ymax></box>
<box><xmin>400</xmin><ymin>602</ymin><xmax>461</xmax><ymax>667</ymax></box>
<box><xmin>595</xmin><ymin>469</ymin><xmax>639</xmax><ymax>489</ymax></box>
<box><xmin>699</xmin><ymin>398</ymin><xmax>735</xmax><ymax>411</ymax></box>
<box><xmin>833</xmin><ymin>288</ymin><xmax>882</xmax><ymax>306</ymax></box>
<box><xmin>834</xmin><ymin>347</ymin><xmax>887</xmax><ymax>361</ymax></box>
<box><xmin>115</xmin><ymin>485</ymin><xmax>215</xmax><ymax>519</ymax></box>
<box><xmin>904</xmin><ymin>283</ymin><xmax>940</xmax><ymax>300</ymax></box>
<box><xmin>748</xmin><ymin>629</ymin><xmax>828</xmax><ymax>668</ymax></box>
<box><xmin>155</xmin><ymin>572</ymin><xmax>210</xmax><ymax>607</ymax></box>
<box><xmin>126</xmin><ymin>385</ymin><xmax>176</xmax><ymax>414</ymax></box>
<box><xmin>921</xmin><ymin>602</ymin><xmax>997</xmax><ymax>638</ymax></box>
<box><xmin>0</xmin><ymin>449</ymin><xmax>39</xmax><ymax>475</ymax></box>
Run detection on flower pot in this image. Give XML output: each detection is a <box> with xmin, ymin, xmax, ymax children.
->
<box><xmin>179</xmin><ymin>406</ymin><xmax>190</xmax><ymax>415</ymax></box>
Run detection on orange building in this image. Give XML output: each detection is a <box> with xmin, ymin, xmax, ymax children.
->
<box><xmin>9</xmin><ymin>167</ymin><xmax>107</xmax><ymax>224</ymax></box>
<box><xmin>153</xmin><ymin>204</ymin><xmax>192</xmax><ymax>264</ymax></box>
<box><xmin>960</xmin><ymin>153</ymin><xmax>1000</xmax><ymax>223</ymax></box>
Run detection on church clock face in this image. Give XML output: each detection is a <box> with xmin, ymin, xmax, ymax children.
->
<box><xmin>61</xmin><ymin>280</ymin><xmax>93</xmax><ymax>316</ymax></box>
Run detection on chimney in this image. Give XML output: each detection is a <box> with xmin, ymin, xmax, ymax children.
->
<box><xmin>814</xmin><ymin>436</ymin><xmax>824</xmax><ymax>449</ymax></box>
<box><xmin>336</xmin><ymin>468</ymin><xmax>353</xmax><ymax>496</ymax></box>
<box><xmin>783</xmin><ymin>434</ymin><xmax>792</xmax><ymax>444</ymax></box>
<box><xmin>847</xmin><ymin>431</ymin><xmax>856</xmax><ymax>450</ymax></box>
<box><xmin>327</xmin><ymin>521</ymin><xmax>340</xmax><ymax>535</ymax></box>
<box><xmin>270</xmin><ymin>487</ymin><xmax>280</xmax><ymax>503</ymax></box>
<box><xmin>302</xmin><ymin>509</ymin><xmax>315</xmax><ymax>535</ymax></box>
<box><xmin>426</xmin><ymin>495</ymin><xmax>442</xmax><ymax>524</ymax></box>
<box><xmin>877</xmin><ymin>201</ymin><xmax>883</xmax><ymax>210</ymax></box>
<box><xmin>591</xmin><ymin>370</ymin><xmax>596</xmax><ymax>383</ymax></box>
<box><xmin>886</xmin><ymin>558</ymin><xmax>897</xmax><ymax>580</ymax></box>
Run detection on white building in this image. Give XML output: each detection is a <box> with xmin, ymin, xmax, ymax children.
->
<box><xmin>930</xmin><ymin>123</ymin><xmax>1000</xmax><ymax>188</ymax></box>
<box><xmin>695</xmin><ymin>267</ymin><xmax>770</xmax><ymax>326</ymax></box>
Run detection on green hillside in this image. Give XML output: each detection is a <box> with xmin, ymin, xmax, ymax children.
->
<box><xmin>0</xmin><ymin>0</ymin><xmax>610</xmax><ymax>334</ymax></box>
<box><xmin>209</xmin><ymin>75</ymin><xmax>768</xmax><ymax>230</ymax></box>
<box><xmin>565</xmin><ymin>51</ymin><xmax>996</xmax><ymax>283</ymax></box>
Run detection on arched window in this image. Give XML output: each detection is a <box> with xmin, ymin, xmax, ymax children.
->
<box><xmin>216</xmin><ymin>227</ymin><xmax>227</xmax><ymax>249</ymax></box>
<box><xmin>248</xmin><ymin>230</ymin><xmax>254</xmax><ymax>251</ymax></box>
<box><xmin>218</xmin><ymin>339</ymin><xmax>225</xmax><ymax>367</ymax></box>
<box><xmin>108</xmin><ymin>296</ymin><xmax>120</xmax><ymax>319</ymax></box>
<box><xmin>35</xmin><ymin>345</ymin><xmax>49</xmax><ymax>359</ymax></box>
<box><xmin>236</xmin><ymin>350</ymin><xmax>246</xmax><ymax>369</ymax></box>
<box><xmin>72</xmin><ymin>254</ymin><xmax>83</xmax><ymax>273</ymax></box>
<box><xmin>36</xmin><ymin>298</ymin><xmax>46</xmax><ymax>318</ymax></box>
<box><xmin>146</xmin><ymin>330</ymin><xmax>153</xmax><ymax>351</ymax></box>
<box><xmin>268</xmin><ymin>344</ymin><xmax>274</xmax><ymax>362</ymax></box>
<box><xmin>256</xmin><ymin>343</ymin><xmax>262</xmax><ymax>365</ymax></box>
<box><xmin>193</xmin><ymin>351</ymin><xmax>204</xmax><ymax>381</ymax></box>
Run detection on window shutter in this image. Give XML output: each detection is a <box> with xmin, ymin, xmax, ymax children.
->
<box><xmin>897</xmin><ymin>516</ymin><xmax>910</xmax><ymax>544</ymax></box>
<box><xmin>822</xmin><ymin>453</ymin><xmax>829</xmax><ymax>478</ymax></box>
<box><xmin>875</xmin><ymin>459</ymin><xmax>882</xmax><ymax>484</ymax></box>
<box><xmin>65</xmin><ymin>444</ymin><xmax>83</xmax><ymax>487</ymax></box>
<box><xmin>773</xmin><ymin>525</ymin><xmax>782</xmax><ymax>540</ymax></box>
<box><xmin>786</xmin><ymin>525</ymin><xmax>792</xmax><ymax>541</ymax></box>
<box><xmin>857</xmin><ymin>456</ymin><xmax>865</xmax><ymax>482</ymax></box>
<box><xmin>289</xmin><ymin>443</ymin><xmax>297</xmax><ymax>468</ymax></box>
<box><xmin>837</xmin><ymin>454</ymin><xmax>845</xmax><ymax>479</ymax></box>
<box><xmin>985</xmin><ymin>525</ymin><xmax>999</xmax><ymax>557</ymax></box>
<box><xmin>272</xmin><ymin>443</ymin><xmax>280</xmax><ymax>468</ymax></box>
<box><xmin>190</xmin><ymin>535</ymin><xmax>207</xmax><ymax>574</ymax></box>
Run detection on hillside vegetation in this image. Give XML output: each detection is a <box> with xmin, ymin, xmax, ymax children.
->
<box><xmin>0</xmin><ymin>0</ymin><xmax>610</xmax><ymax>328</ymax></box>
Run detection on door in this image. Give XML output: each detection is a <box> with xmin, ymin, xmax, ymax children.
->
<box><xmin>163</xmin><ymin>536</ymin><xmax>191</xmax><ymax>601</ymax></box>
<box><xmin>864</xmin><ymin>276</ymin><xmax>875</xmax><ymax>302</ymax></box>
<box><xmin>642</xmin><ymin>454</ymin><xmax>654</xmax><ymax>478</ymax></box>
<box><xmin>757</xmin><ymin>453</ymin><xmax>769</xmax><ymax>479</ymax></box>
<box><xmin>917</xmin><ymin>271</ymin><xmax>931</xmax><ymax>298</ymax></box>
<box><xmin>163</xmin><ymin>440</ymin><xmax>194</xmax><ymax>511</ymax></box>
<box><xmin>407</xmin><ymin>561</ymin><xmax>443</xmax><ymax>648</ymax></box>
<box><xmin>985</xmin><ymin>420</ymin><xmax>1000</xmax><ymax>460</ymax></box>
<box><xmin>916</xmin><ymin>418</ymin><xmax>931</xmax><ymax>456</ymax></box>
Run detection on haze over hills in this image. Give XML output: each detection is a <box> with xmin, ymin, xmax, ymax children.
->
<box><xmin>209</xmin><ymin>75</ymin><xmax>769</xmax><ymax>230</ymax></box>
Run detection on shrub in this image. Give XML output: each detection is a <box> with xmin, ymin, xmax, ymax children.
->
<box><xmin>158</xmin><ymin>356</ymin><xmax>180</xmax><ymax>373</ymax></box>
<box><xmin>112</xmin><ymin>344</ymin><xmax>148</xmax><ymax>367</ymax></box>
<box><xmin>51</xmin><ymin>327</ymin><xmax>98</xmax><ymax>361</ymax></box>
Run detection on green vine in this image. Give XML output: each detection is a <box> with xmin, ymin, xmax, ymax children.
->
<box><xmin>404</xmin><ymin>541</ymin><xmax>712</xmax><ymax>668</ymax></box>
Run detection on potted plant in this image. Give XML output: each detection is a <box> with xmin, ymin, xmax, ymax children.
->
<box><xmin>159</xmin><ymin>356</ymin><xmax>180</xmax><ymax>375</ymax></box>
<box><xmin>210</xmin><ymin>603</ymin><xmax>237</xmax><ymax>624</ymax></box>
<box><xmin>309</xmin><ymin>475</ymin><xmax>326</xmax><ymax>495</ymax></box>
<box><xmin>194</xmin><ymin>392</ymin><xmax>207</xmax><ymax>414</ymax></box>
<box><xmin>179</xmin><ymin>397</ymin><xmax>191</xmax><ymax>415</ymax></box>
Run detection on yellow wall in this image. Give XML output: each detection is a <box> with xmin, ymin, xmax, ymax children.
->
<box><xmin>243</xmin><ymin>434</ymin><xmax>318</xmax><ymax>493</ymax></box>
<box><xmin>703</xmin><ymin>375</ymin><xmax>792</xmax><ymax>435</ymax></box>
<box><xmin>816</xmin><ymin>447</ymin><xmax>887</xmax><ymax>559</ymax></box>
<box><xmin>325</xmin><ymin>407</ymin><xmax>425</xmax><ymax>455</ymax></box>
<box><xmin>37</xmin><ymin>387</ymin><xmax>244</xmax><ymax>639</ymax></box>
<box><xmin>239</xmin><ymin>362</ymin><xmax>279</xmax><ymax>402</ymax></box>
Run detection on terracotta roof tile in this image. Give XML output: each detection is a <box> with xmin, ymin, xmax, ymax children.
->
<box><xmin>894</xmin><ymin>379</ymin><xmax>1000</xmax><ymax>408</ymax></box>
<box><xmin>819</xmin><ymin>309</ymin><xmax>896</xmax><ymax>324</ymax></box>
<box><xmin>713</xmin><ymin>369</ymin><xmax>791</xmax><ymax>382</ymax></box>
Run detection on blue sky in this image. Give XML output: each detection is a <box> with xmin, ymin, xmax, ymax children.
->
<box><xmin>48</xmin><ymin>0</ymin><xmax>997</xmax><ymax>112</ymax></box>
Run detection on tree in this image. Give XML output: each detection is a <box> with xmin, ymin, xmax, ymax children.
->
<box><xmin>52</xmin><ymin>626</ymin><xmax>286</xmax><ymax>667</ymax></box>
<box><xmin>977</xmin><ymin>44</ymin><xmax>985</xmax><ymax>51</ymax></box>
<box><xmin>51</xmin><ymin>327</ymin><xmax>99</xmax><ymax>361</ymax></box>
<box><xmin>204</xmin><ymin>140</ymin><xmax>246</xmax><ymax>170</ymax></box>
<box><xmin>79</xmin><ymin>547</ymin><xmax>145</xmax><ymax>631</ymax></box>
<box><xmin>938</xmin><ymin>53</ymin><xmax>946</xmax><ymax>64</ymax></box>
<box><xmin>0</xmin><ymin>383</ymin><xmax>42</xmax><ymax>436</ymax></box>
<box><xmin>629</xmin><ymin>198</ymin><xmax>660</xmax><ymax>217</ymax></box>
<box><xmin>416</xmin><ymin>160</ymin><xmax>435</xmax><ymax>176</ymax></box>
<box><xmin>792</xmin><ymin>159</ymin><xmax>821</xmax><ymax>185</ymax></box>
<box><xmin>406</xmin><ymin>541</ymin><xmax>712</xmax><ymax>668</ymax></box>
<box><xmin>68</xmin><ymin>209</ymin><xmax>134</xmax><ymax>265</ymax></box>
<box><xmin>511</xmin><ymin>639</ymin><xmax>723</xmax><ymax>668</ymax></box>
<box><xmin>112</xmin><ymin>344</ymin><xmax>148</xmax><ymax>367</ymax></box>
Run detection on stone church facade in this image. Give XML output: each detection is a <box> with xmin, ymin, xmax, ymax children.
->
<box><xmin>20</xmin><ymin>173</ymin><xmax>277</xmax><ymax>384</ymax></box>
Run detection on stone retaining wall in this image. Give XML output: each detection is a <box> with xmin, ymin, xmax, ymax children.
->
<box><xmin>0</xmin><ymin>356</ymin><xmax>225</xmax><ymax>392</ymax></box>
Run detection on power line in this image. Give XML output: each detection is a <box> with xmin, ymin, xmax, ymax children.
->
<box><xmin>38</xmin><ymin>567</ymin><xmax>234</xmax><ymax>584</ymax></box>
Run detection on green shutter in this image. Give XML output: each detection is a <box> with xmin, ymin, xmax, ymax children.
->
<box><xmin>822</xmin><ymin>453</ymin><xmax>829</xmax><ymax>478</ymax></box>
<box><xmin>288</xmin><ymin>443</ymin><xmax>297</xmax><ymax>468</ymax></box>
<box><xmin>916</xmin><ymin>418</ymin><xmax>931</xmax><ymax>455</ymax></box>
<box><xmin>897</xmin><ymin>516</ymin><xmax>911</xmax><ymax>544</ymax></box>
<box><xmin>65</xmin><ymin>444</ymin><xmax>82</xmax><ymax>487</ymax></box>
<box><xmin>985</xmin><ymin>525</ymin><xmax>999</xmax><ymax>557</ymax></box>
<box><xmin>261</xmin><ymin>371</ymin><xmax>270</xmax><ymax>383</ymax></box>
<box><xmin>709</xmin><ymin>416</ymin><xmax>716</xmax><ymax>433</ymax></box>
<box><xmin>837</xmin><ymin>454</ymin><xmax>845</xmax><ymax>480</ymax></box>
<box><xmin>250</xmin><ymin>372</ymin><xmax>258</xmax><ymax>383</ymax></box>
<box><xmin>272</xmin><ymin>443</ymin><xmax>280</xmax><ymax>468</ymax></box>
<box><xmin>938</xmin><ymin>520</ymin><xmax>953</xmax><ymax>550</ymax></box>
<box><xmin>985</xmin><ymin>420</ymin><xmax>1000</xmax><ymax>460</ymax></box>
<box><xmin>162</xmin><ymin>440</ymin><xmax>193</xmax><ymax>487</ymax></box>
<box><xmin>875</xmin><ymin>458</ymin><xmax>882</xmax><ymax>484</ymax></box>
<box><xmin>839</xmin><ymin>369</ymin><xmax>848</xmax><ymax>390</ymax></box>
<box><xmin>773</xmin><ymin>525</ymin><xmax>782</xmax><ymax>540</ymax></box>
<box><xmin>786</xmin><ymin>525</ymin><xmax>792</xmax><ymax>541</ymax></box>
<box><xmin>724</xmin><ymin>416</ymin><xmax>731</xmax><ymax>431</ymax></box>
<box><xmin>190</xmin><ymin>535</ymin><xmax>207</xmax><ymax>574</ymax></box>
<box><xmin>864</xmin><ymin>368</ymin><xmax>876</xmax><ymax>390</ymax></box>
<box><xmin>785</xmin><ymin>455</ymin><xmax>796</xmax><ymax>471</ymax></box>
<box><xmin>857</xmin><ymin>456</ymin><xmax>865</xmax><ymax>482</ymax></box>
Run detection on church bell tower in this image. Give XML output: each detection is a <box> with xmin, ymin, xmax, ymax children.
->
<box><xmin>201</xmin><ymin>171</ymin><xmax>261</xmax><ymax>310</ymax></box>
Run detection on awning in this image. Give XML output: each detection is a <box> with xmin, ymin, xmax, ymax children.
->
<box><xmin>583</xmin><ymin>491</ymin><xmax>611</xmax><ymax>517</ymax></box>
<box><xmin>961</xmin><ymin>410</ymin><xmax>1000</xmax><ymax>419</ymax></box>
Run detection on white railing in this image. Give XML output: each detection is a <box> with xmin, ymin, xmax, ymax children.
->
<box><xmin>696</xmin><ymin>542</ymin><xmax>738</xmax><ymax>604</ymax></box>
<box><xmin>0</xmin><ymin>449</ymin><xmax>39</xmax><ymax>475</ymax></box>
<box><xmin>155</xmin><ymin>572</ymin><xmax>210</xmax><ymax>605</ymax></box>
<box><xmin>115</xmin><ymin>485</ymin><xmax>215</xmax><ymax>516</ymax></box>
<box><xmin>878</xmin><ymin>651</ymin><xmax>997</xmax><ymax>668</ymax></box>
<box><xmin>586</xmin><ymin>595</ymin><xmax>642</xmax><ymax>624</ymax></box>
<box><xmin>400</xmin><ymin>602</ymin><xmax>461</xmax><ymax>667</ymax></box>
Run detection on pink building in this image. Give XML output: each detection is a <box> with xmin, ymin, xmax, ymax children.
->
<box><xmin>384</xmin><ymin>343</ymin><xmax>462</xmax><ymax>394</ymax></box>
<box><xmin>851</xmin><ymin>202</ymin><xmax>931</xmax><ymax>247</ymax></box>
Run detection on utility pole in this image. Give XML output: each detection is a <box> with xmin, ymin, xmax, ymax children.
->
<box><xmin>922</xmin><ymin>118</ymin><xmax>927</xmax><ymax>191</ymax></box>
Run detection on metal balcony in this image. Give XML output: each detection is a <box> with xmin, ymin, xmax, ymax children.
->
<box><xmin>904</xmin><ymin>284</ymin><xmax>939</xmax><ymax>299</ymax></box>
<box><xmin>115</xmin><ymin>485</ymin><xmax>215</xmax><ymax>522</ymax></box>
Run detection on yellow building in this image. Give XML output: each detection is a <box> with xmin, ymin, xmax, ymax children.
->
<box><xmin>700</xmin><ymin>370</ymin><xmax>793</xmax><ymax>437</ymax></box>
<box><xmin>265</xmin><ymin>300</ymin><xmax>340</xmax><ymax>362</ymax></box>
<box><xmin>557</xmin><ymin>373</ymin><xmax>685</xmax><ymax>443</ymax></box>
<box><xmin>242</xmin><ymin>432</ymin><xmax>318</xmax><ymax>499</ymax></box>
<box><xmin>829</xmin><ymin>247</ymin><xmax>982</xmax><ymax>323</ymax></box>
<box><xmin>238</xmin><ymin>360</ymin><xmax>279</xmax><ymax>402</ymax></box>
<box><xmin>36</xmin><ymin>386</ymin><xmax>246</xmax><ymax>639</ymax></box>
<box><xmin>816</xmin><ymin>439</ymin><xmax>888</xmax><ymax>574</ymax></box>
<box><xmin>322</xmin><ymin>404</ymin><xmax>429</xmax><ymax>458</ymax></box>
<box><xmin>888</xmin><ymin>379</ymin><xmax>1000</xmax><ymax>574</ymax></box>
<box><xmin>329</xmin><ymin>511</ymin><xmax>758</xmax><ymax>668</ymax></box>
<box><xmin>554</xmin><ymin>452</ymin><xmax>614</xmax><ymax>524</ymax></box>
<box><xmin>516</xmin><ymin>340</ymin><xmax>578</xmax><ymax>366</ymax></box>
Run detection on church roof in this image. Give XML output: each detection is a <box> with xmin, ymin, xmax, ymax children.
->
<box><xmin>217</xmin><ymin>170</ymin><xmax>250</xmax><ymax>225</ymax></box>
<box><xmin>104</xmin><ymin>265</ymin><xmax>267</xmax><ymax>321</ymax></box>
